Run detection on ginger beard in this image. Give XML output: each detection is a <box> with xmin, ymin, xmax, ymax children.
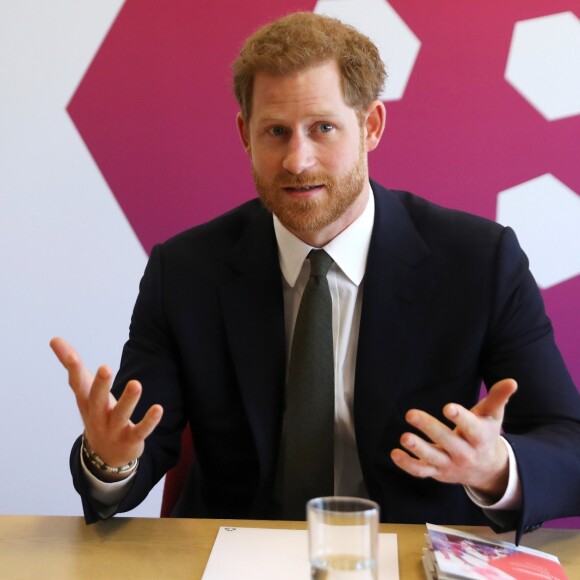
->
<box><xmin>253</xmin><ymin>132</ymin><xmax>368</xmax><ymax>234</ymax></box>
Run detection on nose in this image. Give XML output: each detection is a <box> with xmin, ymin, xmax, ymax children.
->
<box><xmin>282</xmin><ymin>133</ymin><xmax>315</xmax><ymax>175</ymax></box>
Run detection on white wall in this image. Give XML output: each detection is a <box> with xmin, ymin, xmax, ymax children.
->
<box><xmin>0</xmin><ymin>1</ymin><xmax>163</xmax><ymax>517</ymax></box>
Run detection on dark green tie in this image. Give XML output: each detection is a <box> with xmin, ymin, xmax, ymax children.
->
<box><xmin>275</xmin><ymin>249</ymin><xmax>335</xmax><ymax>519</ymax></box>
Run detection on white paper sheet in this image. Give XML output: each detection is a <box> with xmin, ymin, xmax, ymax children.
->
<box><xmin>202</xmin><ymin>526</ymin><xmax>399</xmax><ymax>579</ymax></box>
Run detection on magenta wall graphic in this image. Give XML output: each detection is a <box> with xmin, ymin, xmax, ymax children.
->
<box><xmin>67</xmin><ymin>0</ymin><xmax>580</xmax><ymax>526</ymax></box>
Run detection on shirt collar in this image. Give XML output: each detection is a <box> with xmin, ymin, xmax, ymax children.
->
<box><xmin>273</xmin><ymin>187</ymin><xmax>375</xmax><ymax>287</ymax></box>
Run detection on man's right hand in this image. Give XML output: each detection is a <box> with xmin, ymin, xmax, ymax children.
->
<box><xmin>50</xmin><ymin>337</ymin><xmax>163</xmax><ymax>477</ymax></box>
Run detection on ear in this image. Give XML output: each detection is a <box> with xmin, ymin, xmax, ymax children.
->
<box><xmin>236</xmin><ymin>112</ymin><xmax>251</xmax><ymax>155</ymax></box>
<box><xmin>363</xmin><ymin>100</ymin><xmax>386</xmax><ymax>152</ymax></box>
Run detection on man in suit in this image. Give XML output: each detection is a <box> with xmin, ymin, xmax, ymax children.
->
<box><xmin>51</xmin><ymin>12</ymin><xmax>580</xmax><ymax>542</ymax></box>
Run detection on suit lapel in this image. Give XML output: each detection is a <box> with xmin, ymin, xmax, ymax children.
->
<box><xmin>355</xmin><ymin>183</ymin><xmax>435</xmax><ymax>475</ymax></box>
<box><xmin>219</xmin><ymin>208</ymin><xmax>286</xmax><ymax>475</ymax></box>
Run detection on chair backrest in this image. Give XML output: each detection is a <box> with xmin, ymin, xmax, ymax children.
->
<box><xmin>160</xmin><ymin>426</ymin><xmax>195</xmax><ymax>517</ymax></box>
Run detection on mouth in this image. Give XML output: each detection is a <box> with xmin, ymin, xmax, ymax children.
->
<box><xmin>283</xmin><ymin>184</ymin><xmax>324</xmax><ymax>195</ymax></box>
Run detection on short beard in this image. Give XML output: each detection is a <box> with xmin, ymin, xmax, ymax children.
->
<box><xmin>253</xmin><ymin>140</ymin><xmax>367</xmax><ymax>234</ymax></box>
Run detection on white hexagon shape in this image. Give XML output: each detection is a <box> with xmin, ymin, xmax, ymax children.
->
<box><xmin>505</xmin><ymin>11</ymin><xmax>580</xmax><ymax>121</ymax></box>
<box><xmin>497</xmin><ymin>174</ymin><xmax>580</xmax><ymax>289</ymax></box>
<box><xmin>314</xmin><ymin>0</ymin><xmax>420</xmax><ymax>101</ymax></box>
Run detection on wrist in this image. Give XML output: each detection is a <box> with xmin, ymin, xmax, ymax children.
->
<box><xmin>469</xmin><ymin>439</ymin><xmax>510</xmax><ymax>502</ymax></box>
<box><xmin>81</xmin><ymin>431</ymin><xmax>138</xmax><ymax>483</ymax></box>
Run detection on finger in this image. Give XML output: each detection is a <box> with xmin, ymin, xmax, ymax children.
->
<box><xmin>87</xmin><ymin>365</ymin><xmax>115</xmax><ymax>419</ymax></box>
<box><xmin>110</xmin><ymin>380</ymin><xmax>143</xmax><ymax>428</ymax></box>
<box><xmin>50</xmin><ymin>337</ymin><xmax>77</xmax><ymax>367</ymax></box>
<box><xmin>50</xmin><ymin>337</ymin><xmax>94</xmax><ymax>408</ymax></box>
<box><xmin>471</xmin><ymin>378</ymin><xmax>518</xmax><ymax>420</ymax></box>
<box><xmin>439</xmin><ymin>379</ymin><xmax>517</xmax><ymax>443</ymax></box>
<box><xmin>390</xmin><ymin>448</ymin><xmax>438</xmax><ymax>479</ymax></box>
<box><xmin>441</xmin><ymin>403</ymin><xmax>493</xmax><ymax>448</ymax></box>
<box><xmin>406</xmin><ymin>408</ymin><xmax>476</xmax><ymax>467</ymax></box>
<box><xmin>400</xmin><ymin>431</ymin><xmax>452</xmax><ymax>469</ymax></box>
<box><xmin>132</xmin><ymin>404</ymin><xmax>164</xmax><ymax>441</ymax></box>
<box><xmin>405</xmin><ymin>409</ymin><xmax>456</xmax><ymax>449</ymax></box>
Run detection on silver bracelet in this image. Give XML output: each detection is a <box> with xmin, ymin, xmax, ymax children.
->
<box><xmin>81</xmin><ymin>431</ymin><xmax>138</xmax><ymax>475</ymax></box>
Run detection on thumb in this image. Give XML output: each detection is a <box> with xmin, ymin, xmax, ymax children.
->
<box><xmin>472</xmin><ymin>378</ymin><xmax>518</xmax><ymax>421</ymax></box>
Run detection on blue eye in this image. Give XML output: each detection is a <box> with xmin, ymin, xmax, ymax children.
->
<box><xmin>319</xmin><ymin>123</ymin><xmax>334</xmax><ymax>133</ymax></box>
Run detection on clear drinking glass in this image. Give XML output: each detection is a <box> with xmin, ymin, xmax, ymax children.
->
<box><xmin>307</xmin><ymin>496</ymin><xmax>379</xmax><ymax>579</ymax></box>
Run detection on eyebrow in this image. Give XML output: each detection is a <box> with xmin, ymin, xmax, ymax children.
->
<box><xmin>255</xmin><ymin>112</ymin><xmax>341</xmax><ymax>124</ymax></box>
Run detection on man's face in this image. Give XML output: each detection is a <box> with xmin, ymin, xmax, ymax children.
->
<box><xmin>237</xmin><ymin>61</ymin><xmax>373</xmax><ymax>245</ymax></box>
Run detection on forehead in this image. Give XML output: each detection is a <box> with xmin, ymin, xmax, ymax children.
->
<box><xmin>250</xmin><ymin>61</ymin><xmax>353</xmax><ymax>122</ymax></box>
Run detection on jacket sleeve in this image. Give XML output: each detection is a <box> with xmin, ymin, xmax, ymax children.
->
<box><xmin>70</xmin><ymin>244</ymin><xmax>187</xmax><ymax>523</ymax></box>
<box><xmin>480</xmin><ymin>227</ymin><xmax>580</xmax><ymax>543</ymax></box>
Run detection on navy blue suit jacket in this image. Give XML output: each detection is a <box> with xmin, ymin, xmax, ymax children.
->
<box><xmin>71</xmin><ymin>182</ymin><xmax>580</xmax><ymax>541</ymax></box>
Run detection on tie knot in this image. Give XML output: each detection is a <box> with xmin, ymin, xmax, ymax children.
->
<box><xmin>308</xmin><ymin>249</ymin><xmax>333</xmax><ymax>278</ymax></box>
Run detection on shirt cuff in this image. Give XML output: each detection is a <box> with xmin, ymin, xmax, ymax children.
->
<box><xmin>80</xmin><ymin>446</ymin><xmax>136</xmax><ymax>509</ymax></box>
<box><xmin>464</xmin><ymin>436</ymin><xmax>522</xmax><ymax>511</ymax></box>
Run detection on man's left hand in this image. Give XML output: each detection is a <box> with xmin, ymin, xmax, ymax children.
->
<box><xmin>390</xmin><ymin>378</ymin><xmax>518</xmax><ymax>501</ymax></box>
